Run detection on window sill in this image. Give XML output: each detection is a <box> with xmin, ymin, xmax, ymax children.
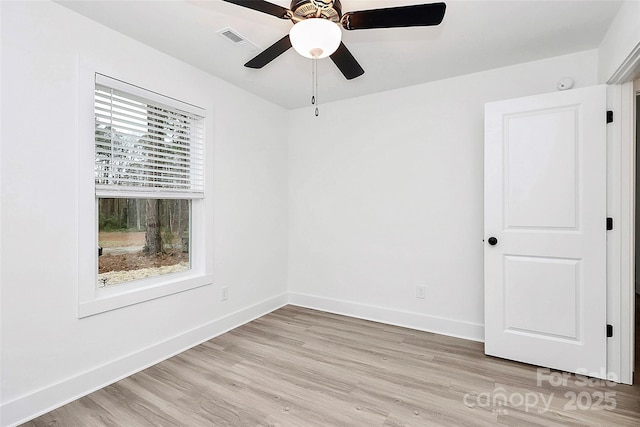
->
<box><xmin>78</xmin><ymin>272</ymin><xmax>213</xmax><ymax>318</ymax></box>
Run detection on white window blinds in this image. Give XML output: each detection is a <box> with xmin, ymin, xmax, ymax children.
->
<box><xmin>94</xmin><ymin>74</ymin><xmax>205</xmax><ymax>198</ymax></box>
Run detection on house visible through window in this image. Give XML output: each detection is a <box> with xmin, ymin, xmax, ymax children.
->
<box><xmin>94</xmin><ymin>75</ymin><xmax>204</xmax><ymax>288</ymax></box>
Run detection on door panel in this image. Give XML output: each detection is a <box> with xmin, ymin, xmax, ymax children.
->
<box><xmin>504</xmin><ymin>255</ymin><xmax>579</xmax><ymax>340</ymax></box>
<box><xmin>505</xmin><ymin>108</ymin><xmax>579</xmax><ymax>229</ymax></box>
<box><xmin>484</xmin><ymin>85</ymin><xmax>607</xmax><ymax>378</ymax></box>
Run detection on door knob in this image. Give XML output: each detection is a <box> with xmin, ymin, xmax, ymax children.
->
<box><xmin>488</xmin><ymin>237</ymin><xmax>498</xmax><ymax>246</ymax></box>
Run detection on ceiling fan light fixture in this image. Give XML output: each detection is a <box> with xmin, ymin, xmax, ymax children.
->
<box><xmin>289</xmin><ymin>18</ymin><xmax>342</xmax><ymax>59</ymax></box>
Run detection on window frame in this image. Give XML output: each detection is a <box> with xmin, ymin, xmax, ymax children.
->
<box><xmin>78</xmin><ymin>65</ymin><xmax>213</xmax><ymax>318</ymax></box>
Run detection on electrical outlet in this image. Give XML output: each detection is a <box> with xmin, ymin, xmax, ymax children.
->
<box><xmin>221</xmin><ymin>286</ymin><xmax>229</xmax><ymax>301</ymax></box>
<box><xmin>416</xmin><ymin>286</ymin><xmax>426</xmax><ymax>299</ymax></box>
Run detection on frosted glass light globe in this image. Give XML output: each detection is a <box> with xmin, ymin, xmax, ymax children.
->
<box><xmin>289</xmin><ymin>18</ymin><xmax>342</xmax><ymax>59</ymax></box>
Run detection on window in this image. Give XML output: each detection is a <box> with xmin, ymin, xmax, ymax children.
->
<box><xmin>77</xmin><ymin>72</ymin><xmax>210</xmax><ymax>317</ymax></box>
<box><xmin>97</xmin><ymin>198</ymin><xmax>191</xmax><ymax>287</ymax></box>
<box><xmin>94</xmin><ymin>75</ymin><xmax>204</xmax><ymax>288</ymax></box>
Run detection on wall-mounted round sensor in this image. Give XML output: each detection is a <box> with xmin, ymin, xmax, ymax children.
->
<box><xmin>557</xmin><ymin>77</ymin><xmax>574</xmax><ymax>91</ymax></box>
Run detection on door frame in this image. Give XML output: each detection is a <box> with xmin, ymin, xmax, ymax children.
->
<box><xmin>606</xmin><ymin>45</ymin><xmax>640</xmax><ymax>385</ymax></box>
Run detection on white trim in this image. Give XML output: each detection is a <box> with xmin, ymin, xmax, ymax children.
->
<box><xmin>1</xmin><ymin>293</ymin><xmax>288</xmax><ymax>427</ymax></box>
<box><xmin>606</xmin><ymin>41</ymin><xmax>640</xmax><ymax>85</ymax></box>
<box><xmin>79</xmin><ymin>272</ymin><xmax>214</xmax><ymax>318</ymax></box>
<box><xmin>606</xmin><ymin>82</ymin><xmax>636</xmax><ymax>385</ymax></box>
<box><xmin>288</xmin><ymin>292</ymin><xmax>484</xmax><ymax>342</ymax></box>
<box><xmin>603</xmin><ymin>30</ymin><xmax>640</xmax><ymax>385</ymax></box>
<box><xmin>619</xmin><ymin>81</ymin><xmax>636</xmax><ymax>385</ymax></box>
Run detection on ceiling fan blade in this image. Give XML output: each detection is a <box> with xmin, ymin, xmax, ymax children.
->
<box><xmin>330</xmin><ymin>42</ymin><xmax>365</xmax><ymax>80</ymax></box>
<box><xmin>342</xmin><ymin>2</ymin><xmax>446</xmax><ymax>30</ymax></box>
<box><xmin>245</xmin><ymin>35</ymin><xmax>292</xmax><ymax>68</ymax></box>
<box><xmin>222</xmin><ymin>0</ymin><xmax>291</xmax><ymax>19</ymax></box>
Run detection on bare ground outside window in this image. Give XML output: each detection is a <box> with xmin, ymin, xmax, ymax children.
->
<box><xmin>97</xmin><ymin>198</ymin><xmax>191</xmax><ymax>287</ymax></box>
<box><xmin>98</xmin><ymin>233</ymin><xmax>189</xmax><ymax>287</ymax></box>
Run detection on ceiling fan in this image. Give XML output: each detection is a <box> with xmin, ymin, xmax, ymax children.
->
<box><xmin>222</xmin><ymin>0</ymin><xmax>447</xmax><ymax>80</ymax></box>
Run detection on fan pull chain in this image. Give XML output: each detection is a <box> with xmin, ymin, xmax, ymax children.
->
<box><xmin>311</xmin><ymin>57</ymin><xmax>319</xmax><ymax>117</ymax></box>
<box><xmin>311</xmin><ymin>57</ymin><xmax>315</xmax><ymax>106</ymax></box>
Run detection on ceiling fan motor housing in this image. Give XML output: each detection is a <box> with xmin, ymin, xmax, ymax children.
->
<box><xmin>290</xmin><ymin>0</ymin><xmax>342</xmax><ymax>22</ymax></box>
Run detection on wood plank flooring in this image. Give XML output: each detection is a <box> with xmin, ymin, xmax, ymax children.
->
<box><xmin>24</xmin><ymin>305</ymin><xmax>640</xmax><ymax>426</ymax></box>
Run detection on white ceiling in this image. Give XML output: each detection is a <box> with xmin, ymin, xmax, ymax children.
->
<box><xmin>56</xmin><ymin>0</ymin><xmax>622</xmax><ymax>109</ymax></box>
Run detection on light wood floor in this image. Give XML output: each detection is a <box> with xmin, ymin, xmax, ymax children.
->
<box><xmin>24</xmin><ymin>305</ymin><xmax>640</xmax><ymax>426</ymax></box>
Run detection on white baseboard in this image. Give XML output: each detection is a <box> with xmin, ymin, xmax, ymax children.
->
<box><xmin>288</xmin><ymin>292</ymin><xmax>484</xmax><ymax>343</ymax></box>
<box><xmin>0</xmin><ymin>293</ymin><xmax>288</xmax><ymax>427</ymax></box>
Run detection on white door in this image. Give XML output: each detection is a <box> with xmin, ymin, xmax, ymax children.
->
<box><xmin>484</xmin><ymin>86</ymin><xmax>607</xmax><ymax>378</ymax></box>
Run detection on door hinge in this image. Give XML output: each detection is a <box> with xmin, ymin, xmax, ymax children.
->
<box><xmin>606</xmin><ymin>110</ymin><xmax>613</xmax><ymax>123</ymax></box>
<box><xmin>607</xmin><ymin>324</ymin><xmax>613</xmax><ymax>338</ymax></box>
<box><xmin>607</xmin><ymin>217</ymin><xmax>613</xmax><ymax>231</ymax></box>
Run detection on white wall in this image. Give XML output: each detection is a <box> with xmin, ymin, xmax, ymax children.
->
<box><xmin>288</xmin><ymin>50</ymin><xmax>599</xmax><ymax>341</ymax></box>
<box><xmin>598</xmin><ymin>0</ymin><xmax>640</xmax><ymax>83</ymax></box>
<box><xmin>0</xmin><ymin>2</ymin><xmax>288</xmax><ymax>425</ymax></box>
<box><xmin>0</xmin><ymin>1</ymin><xmax>619</xmax><ymax>424</ymax></box>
